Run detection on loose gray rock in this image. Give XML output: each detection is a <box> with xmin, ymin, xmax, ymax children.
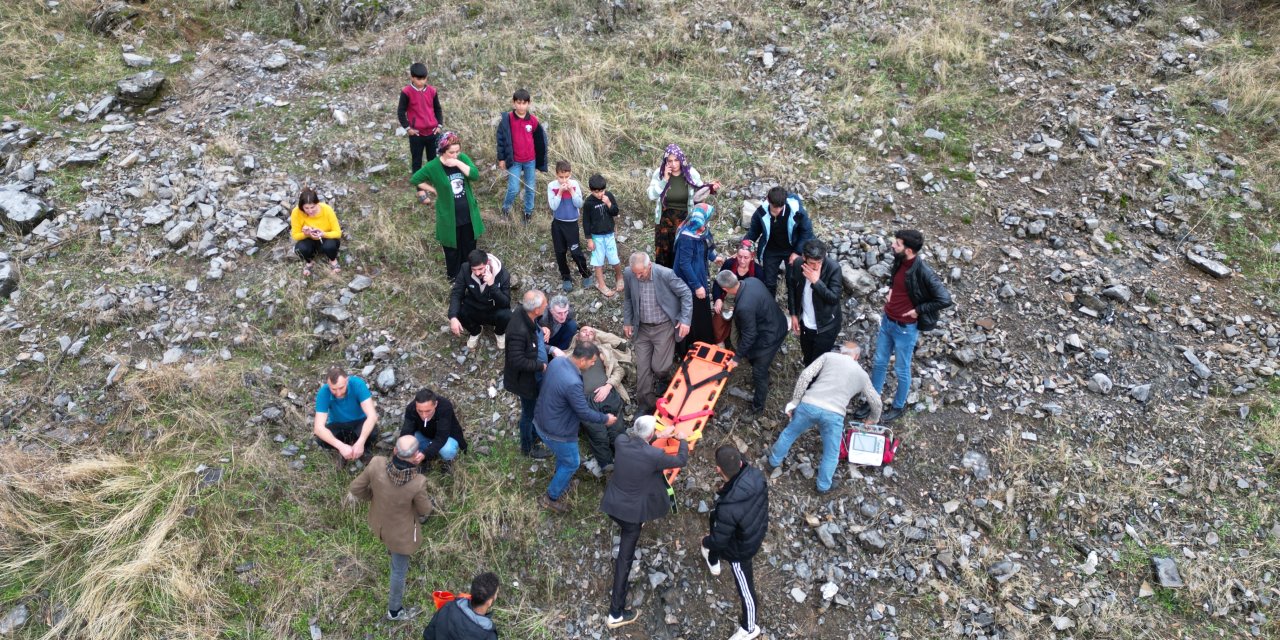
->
<box><xmin>0</xmin><ymin>604</ymin><xmax>29</xmax><ymax>635</ymax></box>
<box><xmin>1210</xmin><ymin>99</ymin><xmax>1229</xmax><ymax>115</ymax></box>
<box><xmin>256</xmin><ymin>216</ymin><xmax>289</xmax><ymax>242</ymax></box>
<box><xmin>1088</xmin><ymin>373</ymin><xmax>1113</xmax><ymax>394</ymax></box>
<box><xmin>122</xmin><ymin>52</ymin><xmax>153</xmax><ymax>68</ymax></box>
<box><xmin>1101</xmin><ymin>284</ymin><xmax>1132</xmax><ymax>303</ymax></box>
<box><xmin>1153</xmin><ymin>557</ymin><xmax>1184</xmax><ymax>588</ymax></box>
<box><xmin>0</xmin><ymin>190</ymin><xmax>53</xmax><ymax>234</ymax></box>
<box><xmin>65</xmin><ymin>150</ymin><xmax>106</xmax><ymax>166</ymax></box>
<box><xmin>1185</xmin><ymin>251</ymin><xmax>1232</xmax><ymax>279</ymax></box>
<box><xmin>0</xmin><ymin>262</ymin><xmax>16</xmax><ymax>298</ymax></box>
<box><xmin>858</xmin><ymin>529</ymin><xmax>887</xmax><ymax>552</ymax></box>
<box><xmin>923</xmin><ymin>128</ymin><xmax>946</xmax><ymax>141</ymax></box>
<box><xmin>88</xmin><ymin>2</ymin><xmax>138</xmax><ymax>35</ymax></box>
<box><xmin>116</xmin><ymin>70</ymin><xmax>166</xmax><ymax>105</ymax></box>
<box><xmin>261</xmin><ymin>53</ymin><xmax>289</xmax><ymax>71</ymax></box>
<box><xmin>348</xmin><ymin>275</ymin><xmax>373</xmax><ymax>291</ymax></box>
<box><xmin>961</xmin><ymin>450</ymin><xmax>991</xmax><ymax>481</ymax></box>
<box><xmin>1130</xmin><ymin>384</ymin><xmax>1152</xmax><ymax>403</ymax></box>
<box><xmin>376</xmin><ymin>367</ymin><xmax>396</xmax><ymax>392</ymax></box>
<box><xmin>164</xmin><ymin>220</ymin><xmax>196</xmax><ymax>248</ymax></box>
<box><xmin>841</xmin><ymin>264</ymin><xmax>877</xmax><ymax>296</ymax></box>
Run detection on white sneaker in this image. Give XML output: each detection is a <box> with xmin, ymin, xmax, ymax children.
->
<box><xmin>727</xmin><ymin>626</ymin><xmax>761</xmax><ymax>640</ymax></box>
<box><xmin>466</xmin><ymin>334</ymin><xmax>480</xmax><ymax>349</ymax></box>
<box><xmin>701</xmin><ymin>545</ymin><xmax>721</xmax><ymax>576</ymax></box>
<box><xmin>495</xmin><ymin>333</ymin><xmax>506</xmax><ymax>349</ymax></box>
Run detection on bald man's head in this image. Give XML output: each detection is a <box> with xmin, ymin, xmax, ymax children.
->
<box><xmin>394</xmin><ymin>435</ymin><xmax>419</xmax><ymax>460</ymax></box>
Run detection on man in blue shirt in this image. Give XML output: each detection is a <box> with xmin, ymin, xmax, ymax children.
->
<box><xmin>313</xmin><ymin>366</ymin><xmax>380</xmax><ymax>468</ymax></box>
<box><xmin>534</xmin><ymin>342</ymin><xmax>617</xmax><ymax>513</ymax></box>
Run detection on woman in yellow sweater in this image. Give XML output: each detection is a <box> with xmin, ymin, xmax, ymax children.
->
<box><xmin>290</xmin><ymin>187</ymin><xmax>342</xmax><ymax>276</ymax></box>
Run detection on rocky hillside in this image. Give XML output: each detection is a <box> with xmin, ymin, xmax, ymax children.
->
<box><xmin>1</xmin><ymin>0</ymin><xmax>1278</xmax><ymax>638</ymax></box>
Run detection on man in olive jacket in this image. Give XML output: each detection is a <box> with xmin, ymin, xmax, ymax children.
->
<box><xmin>701</xmin><ymin>446</ymin><xmax>769</xmax><ymax>640</ymax></box>
<box><xmin>346</xmin><ymin>435</ymin><xmax>434</xmax><ymax>621</ymax></box>
<box><xmin>598</xmin><ymin>417</ymin><xmax>688</xmax><ymax>629</ymax></box>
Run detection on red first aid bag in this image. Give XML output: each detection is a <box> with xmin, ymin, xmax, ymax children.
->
<box><xmin>839</xmin><ymin>423</ymin><xmax>898</xmax><ymax>466</ymax></box>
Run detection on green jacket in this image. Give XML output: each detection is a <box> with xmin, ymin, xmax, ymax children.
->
<box><xmin>412</xmin><ymin>153</ymin><xmax>484</xmax><ymax>248</ymax></box>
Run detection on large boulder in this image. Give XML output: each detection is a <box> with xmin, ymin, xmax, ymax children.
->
<box><xmin>0</xmin><ymin>190</ymin><xmax>53</xmax><ymax>234</ymax></box>
<box><xmin>841</xmin><ymin>263</ymin><xmax>877</xmax><ymax>296</ymax></box>
<box><xmin>256</xmin><ymin>216</ymin><xmax>289</xmax><ymax>242</ymax></box>
<box><xmin>116</xmin><ymin>71</ymin><xmax>166</xmax><ymax>106</ymax></box>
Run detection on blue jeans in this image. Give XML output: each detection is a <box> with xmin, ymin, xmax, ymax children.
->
<box><xmin>519</xmin><ymin>394</ymin><xmax>541</xmax><ymax>455</ymax></box>
<box><xmin>768</xmin><ymin>403</ymin><xmax>844</xmax><ymax>492</ymax></box>
<box><xmin>870</xmin><ymin>314</ymin><xmax>919</xmax><ymax>409</ymax></box>
<box><xmin>413</xmin><ymin>433</ymin><xmax>459</xmax><ymax>461</ymax></box>
<box><xmin>503</xmin><ymin>160</ymin><xmax>536</xmax><ymax>215</ymax></box>
<box><xmin>542</xmin><ymin>437</ymin><xmax>579</xmax><ymax>500</ymax></box>
<box><xmin>547</xmin><ymin>318</ymin><xmax>579</xmax><ymax>351</ymax></box>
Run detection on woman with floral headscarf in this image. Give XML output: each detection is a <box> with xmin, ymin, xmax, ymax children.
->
<box><xmin>647</xmin><ymin>144</ymin><xmax>720</xmax><ymax>268</ymax></box>
<box><xmin>710</xmin><ymin>239</ymin><xmax>759</xmax><ymax>348</ymax></box>
<box><xmin>673</xmin><ymin>203</ymin><xmax>717</xmax><ymax>353</ymax></box>
<box><xmin>412</xmin><ymin>131</ymin><xmax>485</xmax><ymax>278</ymax></box>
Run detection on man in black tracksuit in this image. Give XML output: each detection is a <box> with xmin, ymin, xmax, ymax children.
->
<box><xmin>786</xmin><ymin>239</ymin><xmax>844</xmax><ymax>366</ymax></box>
<box><xmin>701</xmin><ymin>446</ymin><xmax>769</xmax><ymax>640</ymax></box>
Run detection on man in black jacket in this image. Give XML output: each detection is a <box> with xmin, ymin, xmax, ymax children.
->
<box><xmin>504</xmin><ymin>290</ymin><xmax>551</xmax><ymax>459</ymax></box>
<box><xmin>859</xmin><ymin>229</ymin><xmax>953</xmax><ymax>423</ymax></box>
<box><xmin>715</xmin><ymin>270</ymin><xmax>788</xmax><ymax>414</ymax></box>
<box><xmin>701</xmin><ymin>446</ymin><xmax>769</xmax><ymax>640</ymax></box>
<box><xmin>422</xmin><ymin>571</ymin><xmax>499</xmax><ymax>640</ymax></box>
<box><xmin>448</xmin><ymin>249</ymin><xmax>512</xmax><ymax>351</ymax></box>
<box><xmin>598</xmin><ymin>416</ymin><xmax>688</xmax><ymax>629</ymax></box>
<box><xmin>786</xmin><ymin>239</ymin><xmax>843</xmax><ymax>366</ymax></box>
<box><xmin>742</xmin><ymin>187</ymin><xmax>814</xmax><ymax>298</ymax></box>
<box><xmin>400</xmin><ymin>388</ymin><xmax>469</xmax><ymax>473</ymax></box>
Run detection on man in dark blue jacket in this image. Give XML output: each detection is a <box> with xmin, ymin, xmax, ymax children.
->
<box><xmin>716</xmin><ymin>271</ymin><xmax>789</xmax><ymax>414</ymax></box>
<box><xmin>534</xmin><ymin>342</ymin><xmax>617</xmax><ymax>513</ymax></box>
<box><xmin>422</xmin><ymin>571</ymin><xmax>499</xmax><ymax>640</ymax></box>
<box><xmin>743</xmin><ymin>186</ymin><xmax>814</xmax><ymax>298</ymax></box>
<box><xmin>702</xmin><ymin>446</ymin><xmax>769</xmax><ymax>640</ymax></box>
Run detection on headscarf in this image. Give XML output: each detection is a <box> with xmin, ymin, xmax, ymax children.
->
<box><xmin>678</xmin><ymin>202</ymin><xmax>715</xmax><ymax>237</ymax></box>
<box><xmin>436</xmin><ymin>131</ymin><xmax>460</xmax><ymax>155</ymax></box>
<box><xmin>657</xmin><ymin>143</ymin><xmax>709</xmax><ymax>205</ymax></box>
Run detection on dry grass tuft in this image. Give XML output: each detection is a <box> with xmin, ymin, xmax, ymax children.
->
<box><xmin>883</xmin><ymin>1</ymin><xmax>994</xmax><ymax>86</ymax></box>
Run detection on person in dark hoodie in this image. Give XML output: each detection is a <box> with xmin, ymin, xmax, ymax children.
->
<box><xmin>397</xmin><ymin>62</ymin><xmax>444</xmax><ymax>175</ymax></box>
<box><xmin>496</xmin><ymin>88</ymin><xmax>548</xmax><ymax>222</ymax></box>
<box><xmin>701</xmin><ymin>446</ymin><xmax>769</xmax><ymax>640</ymax></box>
<box><xmin>399</xmin><ymin>388</ymin><xmax>469</xmax><ymax>474</ymax></box>
<box><xmin>422</xmin><ymin>571</ymin><xmax>500</xmax><ymax>640</ymax></box>
<box><xmin>448</xmin><ymin>249</ymin><xmax>512</xmax><ymax>351</ymax></box>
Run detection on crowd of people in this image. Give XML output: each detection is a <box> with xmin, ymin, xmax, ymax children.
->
<box><xmin>303</xmin><ymin>64</ymin><xmax>954</xmax><ymax>639</ymax></box>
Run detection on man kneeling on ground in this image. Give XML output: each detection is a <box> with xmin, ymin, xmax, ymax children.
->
<box><xmin>313</xmin><ymin>365</ymin><xmax>379</xmax><ymax>469</ymax></box>
<box><xmin>400</xmin><ymin>388</ymin><xmax>469</xmax><ymax>474</ymax></box>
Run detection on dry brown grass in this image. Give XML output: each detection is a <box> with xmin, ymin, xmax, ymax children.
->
<box><xmin>882</xmin><ymin>0</ymin><xmax>995</xmax><ymax>86</ymax></box>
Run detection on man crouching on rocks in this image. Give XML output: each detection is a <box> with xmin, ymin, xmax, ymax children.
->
<box><xmin>345</xmin><ymin>435</ymin><xmax>433</xmax><ymax>622</ymax></box>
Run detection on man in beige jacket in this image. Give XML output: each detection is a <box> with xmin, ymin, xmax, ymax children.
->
<box><xmin>347</xmin><ymin>435</ymin><xmax>434</xmax><ymax>621</ymax></box>
<box><xmin>569</xmin><ymin>325</ymin><xmax>632</xmax><ymax>474</ymax></box>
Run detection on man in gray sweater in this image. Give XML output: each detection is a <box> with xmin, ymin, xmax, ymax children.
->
<box><xmin>765</xmin><ymin>341</ymin><xmax>881</xmax><ymax>494</ymax></box>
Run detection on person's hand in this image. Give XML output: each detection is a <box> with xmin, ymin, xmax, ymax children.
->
<box><xmin>714</xmin><ymin>255</ymin><xmax>725</xmax><ymax>267</ymax></box>
<box><xmin>407</xmin><ymin>128</ymin><xmax>419</xmax><ymax>136</ymax></box>
<box><xmin>585</xmin><ymin>238</ymin><xmax>595</xmax><ymax>252</ymax></box>
<box><xmin>673</xmin><ymin>430</ymin><xmax>689</xmax><ymax>441</ymax></box>
<box><xmin>593</xmin><ymin>383</ymin><xmax>612</xmax><ymax>403</ymax></box>
<box><xmin>906</xmin><ymin>308</ymin><xmax>918</xmax><ymax>319</ymax></box>
<box><xmin>341</xmin><ymin>492</ymin><xmax>358</xmax><ymax>508</ymax></box>
<box><xmin>541</xmin><ymin>326</ymin><xmax>551</xmax><ymax>342</ymax></box>
<box><xmin>884</xmin><ymin>289</ymin><xmax>892</xmax><ymax>304</ymax></box>
<box><xmin>336</xmin><ymin>442</ymin><xmax>354</xmax><ymax>460</ymax></box>
<box><xmin>714</xmin><ymin>299</ymin><xmax>723</xmax><ymax>314</ymax></box>
<box><xmin>550</xmin><ymin>347</ymin><xmax>565</xmax><ymax>358</ymax></box>
<box><xmin>433</xmin><ymin>125</ymin><xmax>442</xmax><ymax>134</ymax></box>
<box><xmin>441</xmin><ymin>156</ymin><xmax>458</xmax><ymax>168</ymax></box>
<box><xmin>802</xmin><ymin>261</ymin><xmax>820</xmax><ymax>284</ymax></box>
<box><xmin>601</xmin><ymin>194</ymin><xmax>612</xmax><ymax>207</ymax></box>
<box><xmin>695</xmin><ymin>287</ymin><xmax>706</xmax><ymax>300</ymax></box>
<box><xmin>450</xmin><ymin>318</ymin><xmax>463</xmax><ymax>337</ymax></box>
<box><xmin>710</xmin><ymin>180</ymin><xmax>721</xmax><ymax>192</ymax></box>
<box><xmin>349</xmin><ymin>441</ymin><xmax>365</xmax><ymax>461</ymax></box>
<box><xmin>788</xmin><ymin>252</ymin><xmax>800</xmax><ymax>265</ymax></box>
<box><xmin>786</xmin><ymin>408</ymin><xmax>794</xmax><ymax>420</ymax></box>
<box><xmin>790</xmin><ymin>316</ymin><xmax>801</xmax><ymax>335</ymax></box>
<box><xmin>498</xmin><ymin>160</ymin><xmax>507</xmax><ymax>170</ymax></box>
<box><xmin>411</xmin><ymin>451</ymin><xmax>426</xmax><ymax>465</ymax></box>
<box><xmin>605</xmin><ymin>414</ymin><xmax>618</xmax><ymax>426</ymax></box>
<box><xmin>541</xmin><ymin>363</ymin><xmax>548</xmax><ymax>372</ymax></box>
<box><xmin>676</xmin><ymin>323</ymin><xmax>690</xmax><ymax>339</ymax></box>
<box><xmin>623</xmin><ymin>325</ymin><xmax>634</xmax><ymax>338</ymax></box>
<box><xmin>481</xmin><ymin>267</ymin><xmax>495</xmax><ymax>287</ymax></box>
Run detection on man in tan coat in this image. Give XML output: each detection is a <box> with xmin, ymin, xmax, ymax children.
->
<box><xmin>346</xmin><ymin>435</ymin><xmax>433</xmax><ymax>621</ymax></box>
<box><xmin>568</xmin><ymin>325</ymin><xmax>632</xmax><ymax>475</ymax></box>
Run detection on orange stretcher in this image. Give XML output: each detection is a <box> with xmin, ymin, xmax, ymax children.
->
<box><xmin>651</xmin><ymin>342</ymin><xmax>738</xmax><ymax>483</ymax></box>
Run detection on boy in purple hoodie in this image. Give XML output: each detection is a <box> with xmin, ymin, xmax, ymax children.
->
<box><xmin>396</xmin><ymin>62</ymin><xmax>443</xmax><ymax>175</ymax></box>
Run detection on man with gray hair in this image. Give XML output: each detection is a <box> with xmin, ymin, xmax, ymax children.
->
<box><xmin>622</xmin><ymin>251</ymin><xmax>692</xmax><ymax>414</ymax></box>
<box><xmin>715</xmin><ymin>269</ymin><xmax>788</xmax><ymax>414</ymax></box>
<box><xmin>504</xmin><ymin>289</ymin><xmax>552</xmax><ymax>459</ymax></box>
<box><xmin>345</xmin><ymin>434</ymin><xmax>433</xmax><ymax>621</ymax></box>
<box><xmin>598</xmin><ymin>416</ymin><xmax>689</xmax><ymax>629</ymax></box>
<box><xmin>766</xmin><ymin>341</ymin><xmax>881</xmax><ymax>494</ymax></box>
<box><xmin>542</xmin><ymin>294</ymin><xmax>579</xmax><ymax>353</ymax></box>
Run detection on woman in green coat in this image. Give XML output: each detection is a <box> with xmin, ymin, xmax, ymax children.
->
<box><xmin>413</xmin><ymin>131</ymin><xmax>485</xmax><ymax>278</ymax></box>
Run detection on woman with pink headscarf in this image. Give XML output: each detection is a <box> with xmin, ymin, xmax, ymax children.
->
<box><xmin>646</xmin><ymin>144</ymin><xmax>720</xmax><ymax>268</ymax></box>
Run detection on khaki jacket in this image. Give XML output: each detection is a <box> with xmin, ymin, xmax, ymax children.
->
<box><xmin>568</xmin><ymin>329</ymin><xmax>633</xmax><ymax>404</ymax></box>
<box><xmin>348</xmin><ymin>456</ymin><xmax>433</xmax><ymax>555</ymax></box>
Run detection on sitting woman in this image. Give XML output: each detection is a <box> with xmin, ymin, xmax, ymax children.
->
<box><xmin>672</xmin><ymin>203</ymin><xmax>717</xmax><ymax>353</ymax></box>
<box><xmin>290</xmin><ymin>187</ymin><xmax>343</xmax><ymax>277</ymax></box>
<box><xmin>646</xmin><ymin>144</ymin><xmax>719</xmax><ymax>268</ymax></box>
<box><xmin>711</xmin><ymin>239</ymin><xmax>758</xmax><ymax>347</ymax></box>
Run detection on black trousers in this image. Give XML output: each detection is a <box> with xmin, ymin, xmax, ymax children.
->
<box><xmin>609</xmin><ymin>517</ymin><xmax>643</xmax><ymax>617</ymax></box>
<box><xmin>746</xmin><ymin>341</ymin><xmax>782</xmax><ymax>412</ymax></box>
<box><xmin>442</xmin><ymin>222</ymin><xmax>475</xmax><ymax>279</ymax></box>
<box><xmin>295</xmin><ymin>238</ymin><xmax>341</xmax><ymax>262</ymax></box>
<box><xmin>702</xmin><ymin>536</ymin><xmax>758</xmax><ymax>632</ymax></box>
<box><xmin>458</xmin><ymin>306</ymin><xmax>512</xmax><ymax>336</ymax></box>
<box><xmin>757</xmin><ymin>248</ymin><xmax>791</xmax><ymax>298</ymax></box>
<box><xmin>799</xmin><ymin>325</ymin><xmax>838</xmax><ymax>366</ymax></box>
<box><xmin>314</xmin><ymin>419</ymin><xmax>378</xmax><ymax>457</ymax></box>
<box><xmin>581</xmin><ymin>389</ymin><xmax>625</xmax><ymax>465</ymax></box>
<box><xmin>408</xmin><ymin>134</ymin><xmax>438</xmax><ymax>175</ymax></box>
<box><xmin>678</xmin><ymin>295</ymin><xmax>715</xmax><ymax>357</ymax></box>
<box><xmin>552</xmin><ymin>219</ymin><xmax>590</xmax><ymax>279</ymax></box>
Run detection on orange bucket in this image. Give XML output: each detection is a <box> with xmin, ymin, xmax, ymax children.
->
<box><xmin>432</xmin><ymin>591</ymin><xmax>471</xmax><ymax>610</ymax></box>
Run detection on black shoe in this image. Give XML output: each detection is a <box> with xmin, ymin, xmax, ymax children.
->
<box><xmin>881</xmin><ymin>406</ymin><xmax>905</xmax><ymax>423</ymax></box>
<box><xmin>851</xmin><ymin>402</ymin><xmax>872</xmax><ymax>421</ymax></box>
<box><xmin>605</xmin><ymin>608</ymin><xmax>640</xmax><ymax>629</ymax></box>
<box><xmin>529</xmin><ymin>445</ymin><xmax>552</xmax><ymax>460</ymax></box>
<box><xmin>437</xmin><ymin>460</ymin><xmax>454</xmax><ymax>475</ymax></box>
